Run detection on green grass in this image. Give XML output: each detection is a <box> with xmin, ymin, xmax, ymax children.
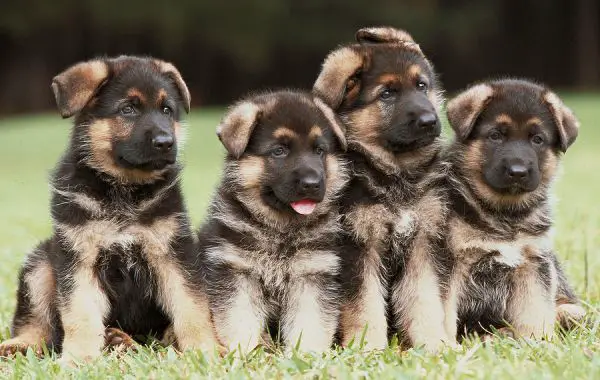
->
<box><xmin>1</xmin><ymin>95</ymin><xmax>600</xmax><ymax>378</ymax></box>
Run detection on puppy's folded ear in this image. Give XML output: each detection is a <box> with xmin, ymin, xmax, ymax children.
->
<box><xmin>313</xmin><ymin>47</ymin><xmax>364</xmax><ymax>111</ymax></box>
<box><xmin>543</xmin><ymin>91</ymin><xmax>579</xmax><ymax>152</ymax></box>
<box><xmin>51</xmin><ymin>60</ymin><xmax>109</xmax><ymax>118</ymax></box>
<box><xmin>154</xmin><ymin>60</ymin><xmax>191</xmax><ymax>113</ymax></box>
<box><xmin>446</xmin><ymin>84</ymin><xmax>494</xmax><ymax>141</ymax></box>
<box><xmin>356</xmin><ymin>26</ymin><xmax>416</xmax><ymax>44</ymax></box>
<box><xmin>217</xmin><ymin>101</ymin><xmax>262</xmax><ymax>159</ymax></box>
<box><xmin>314</xmin><ymin>97</ymin><xmax>348</xmax><ymax>151</ymax></box>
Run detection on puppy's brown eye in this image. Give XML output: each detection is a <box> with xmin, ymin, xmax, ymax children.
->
<box><xmin>489</xmin><ymin>130</ymin><xmax>503</xmax><ymax>142</ymax></box>
<box><xmin>272</xmin><ymin>147</ymin><xmax>288</xmax><ymax>158</ymax></box>
<box><xmin>121</xmin><ymin>105</ymin><xmax>135</xmax><ymax>115</ymax></box>
<box><xmin>416</xmin><ymin>81</ymin><xmax>428</xmax><ymax>92</ymax></box>
<box><xmin>162</xmin><ymin>106</ymin><xmax>173</xmax><ymax>115</ymax></box>
<box><xmin>316</xmin><ymin>147</ymin><xmax>325</xmax><ymax>156</ymax></box>
<box><xmin>531</xmin><ymin>135</ymin><xmax>544</xmax><ymax>146</ymax></box>
<box><xmin>380</xmin><ymin>88</ymin><xmax>395</xmax><ymax>100</ymax></box>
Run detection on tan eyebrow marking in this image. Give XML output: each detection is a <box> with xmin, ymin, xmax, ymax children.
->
<box><xmin>525</xmin><ymin>116</ymin><xmax>543</xmax><ymax>128</ymax></box>
<box><xmin>378</xmin><ymin>74</ymin><xmax>400</xmax><ymax>84</ymax></box>
<box><xmin>156</xmin><ymin>88</ymin><xmax>168</xmax><ymax>107</ymax></box>
<box><xmin>127</xmin><ymin>88</ymin><xmax>146</xmax><ymax>102</ymax></box>
<box><xmin>495</xmin><ymin>114</ymin><xmax>515</xmax><ymax>126</ymax></box>
<box><xmin>309</xmin><ymin>126</ymin><xmax>323</xmax><ymax>140</ymax></box>
<box><xmin>273</xmin><ymin>127</ymin><xmax>298</xmax><ymax>140</ymax></box>
<box><xmin>408</xmin><ymin>64</ymin><xmax>422</xmax><ymax>79</ymax></box>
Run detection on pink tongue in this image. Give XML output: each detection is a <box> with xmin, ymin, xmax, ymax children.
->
<box><xmin>290</xmin><ymin>200</ymin><xmax>317</xmax><ymax>215</ymax></box>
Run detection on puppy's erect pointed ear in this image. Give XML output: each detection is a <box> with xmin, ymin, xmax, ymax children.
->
<box><xmin>543</xmin><ymin>91</ymin><xmax>579</xmax><ymax>152</ymax></box>
<box><xmin>217</xmin><ymin>101</ymin><xmax>262</xmax><ymax>159</ymax></box>
<box><xmin>51</xmin><ymin>60</ymin><xmax>109</xmax><ymax>118</ymax></box>
<box><xmin>356</xmin><ymin>26</ymin><xmax>415</xmax><ymax>44</ymax></box>
<box><xmin>355</xmin><ymin>26</ymin><xmax>423</xmax><ymax>55</ymax></box>
<box><xmin>154</xmin><ymin>60</ymin><xmax>191</xmax><ymax>113</ymax></box>
<box><xmin>446</xmin><ymin>84</ymin><xmax>495</xmax><ymax>141</ymax></box>
<box><xmin>314</xmin><ymin>97</ymin><xmax>348</xmax><ymax>151</ymax></box>
<box><xmin>313</xmin><ymin>47</ymin><xmax>364</xmax><ymax>111</ymax></box>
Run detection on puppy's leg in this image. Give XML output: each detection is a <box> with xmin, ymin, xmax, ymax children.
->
<box><xmin>392</xmin><ymin>234</ymin><xmax>452</xmax><ymax>351</ymax></box>
<box><xmin>0</xmin><ymin>246</ymin><xmax>55</xmax><ymax>357</ymax></box>
<box><xmin>160</xmin><ymin>324</ymin><xmax>178</xmax><ymax>348</ymax></box>
<box><xmin>553</xmin><ymin>254</ymin><xmax>586</xmax><ymax>328</ymax></box>
<box><xmin>506</xmin><ymin>256</ymin><xmax>557</xmax><ymax>339</ymax></box>
<box><xmin>212</xmin><ymin>274</ymin><xmax>266</xmax><ymax>353</ymax></box>
<box><xmin>59</xmin><ymin>264</ymin><xmax>110</xmax><ymax>361</ymax></box>
<box><xmin>339</xmin><ymin>258</ymin><xmax>388</xmax><ymax>350</ymax></box>
<box><xmin>282</xmin><ymin>276</ymin><xmax>338</xmax><ymax>352</ymax></box>
<box><xmin>152</xmin><ymin>260</ymin><xmax>218</xmax><ymax>352</ymax></box>
<box><xmin>442</xmin><ymin>270</ymin><xmax>464</xmax><ymax>343</ymax></box>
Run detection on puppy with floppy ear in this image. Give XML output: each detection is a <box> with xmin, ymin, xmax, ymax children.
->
<box><xmin>313</xmin><ymin>26</ymin><xmax>453</xmax><ymax>351</ymax></box>
<box><xmin>197</xmin><ymin>90</ymin><xmax>348</xmax><ymax>353</ymax></box>
<box><xmin>0</xmin><ymin>56</ymin><xmax>218</xmax><ymax>361</ymax></box>
<box><xmin>442</xmin><ymin>79</ymin><xmax>584</xmax><ymax>341</ymax></box>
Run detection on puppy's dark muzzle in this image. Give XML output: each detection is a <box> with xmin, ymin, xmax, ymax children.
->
<box><xmin>152</xmin><ymin>133</ymin><xmax>174</xmax><ymax>153</ymax></box>
<box><xmin>144</xmin><ymin>127</ymin><xmax>177</xmax><ymax>163</ymax></box>
<box><xmin>410</xmin><ymin>111</ymin><xmax>442</xmax><ymax>137</ymax></box>
<box><xmin>416</xmin><ymin>112</ymin><xmax>439</xmax><ymax>130</ymax></box>
<box><xmin>485</xmin><ymin>159</ymin><xmax>540</xmax><ymax>194</ymax></box>
<box><xmin>506</xmin><ymin>163</ymin><xmax>529</xmax><ymax>181</ymax></box>
<box><xmin>386</xmin><ymin>121</ymin><xmax>441</xmax><ymax>154</ymax></box>
<box><xmin>501</xmin><ymin>163</ymin><xmax>536</xmax><ymax>190</ymax></box>
<box><xmin>295</xmin><ymin>174</ymin><xmax>325</xmax><ymax>201</ymax></box>
<box><xmin>115</xmin><ymin>129</ymin><xmax>177</xmax><ymax>171</ymax></box>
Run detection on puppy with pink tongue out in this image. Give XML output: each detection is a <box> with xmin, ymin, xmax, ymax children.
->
<box><xmin>196</xmin><ymin>90</ymin><xmax>349</xmax><ymax>353</ymax></box>
<box><xmin>291</xmin><ymin>200</ymin><xmax>318</xmax><ymax>215</ymax></box>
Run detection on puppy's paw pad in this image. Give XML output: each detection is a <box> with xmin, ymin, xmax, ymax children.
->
<box><xmin>104</xmin><ymin>327</ymin><xmax>136</xmax><ymax>353</ymax></box>
<box><xmin>0</xmin><ymin>343</ymin><xmax>26</xmax><ymax>358</ymax></box>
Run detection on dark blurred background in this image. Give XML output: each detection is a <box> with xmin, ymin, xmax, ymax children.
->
<box><xmin>0</xmin><ymin>0</ymin><xmax>598</xmax><ymax>114</ymax></box>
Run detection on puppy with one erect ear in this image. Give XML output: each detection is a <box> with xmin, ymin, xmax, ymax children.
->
<box><xmin>198</xmin><ymin>90</ymin><xmax>348</xmax><ymax>353</ymax></box>
<box><xmin>0</xmin><ymin>56</ymin><xmax>218</xmax><ymax>361</ymax></box>
<box><xmin>442</xmin><ymin>79</ymin><xmax>585</xmax><ymax>340</ymax></box>
<box><xmin>314</xmin><ymin>26</ymin><xmax>452</xmax><ymax>351</ymax></box>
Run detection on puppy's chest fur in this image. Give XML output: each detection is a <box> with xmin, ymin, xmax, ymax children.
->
<box><xmin>448</xmin><ymin>212</ymin><xmax>555</xmax><ymax>329</ymax></box>
<box><xmin>342</xmin><ymin>164</ymin><xmax>442</xmax><ymax>258</ymax></box>
<box><xmin>53</xmin><ymin>188</ymin><xmax>184</xmax><ymax>263</ymax></box>
<box><xmin>205</xmin><ymin>200</ymin><xmax>341</xmax><ymax>291</ymax></box>
<box><xmin>446</xmin><ymin>193</ymin><xmax>554</xmax><ymax>270</ymax></box>
<box><xmin>49</xmin><ymin>166</ymin><xmax>188</xmax><ymax>331</ymax></box>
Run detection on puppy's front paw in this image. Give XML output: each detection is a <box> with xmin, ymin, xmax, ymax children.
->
<box><xmin>481</xmin><ymin>327</ymin><xmax>516</xmax><ymax>343</ymax></box>
<box><xmin>104</xmin><ymin>327</ymin><xmax>137</xmax><ymax>354</ymax></box>
<box><xmin>411</xmin><ymin>330</ymin><xmax>457</xmax><ymax>353</ymax></box>
<box><xmin>557</xmin><ymin>303</ymin><xmax>586</xmax><ymax>329</ymax></box>
<box><xmin>0</xmin><ymin>339</ymin><xmax>45</xmax><ymax>358</ymax></box>
<box><xmin>417</xmin><ymin>338</ymin><xmax>456</xmax><ymax>354</ymax></box>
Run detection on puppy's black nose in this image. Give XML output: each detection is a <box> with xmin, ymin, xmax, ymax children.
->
<box><xmin>417</xmin><ymin>112</ymin><xmax>438</xmax><ymax>129</ymax></box>
<box><xmin>299</xmin><ymin>176</ymin><xmax>322</xmax><ymax>193</ymax></box>
<box><xmin>506</xmin><ymin>164</ymin><xmax>528</xmax><ymax>179</ymax></box>
<box><xmin>152</xmin><ymin>134</ymin><xmax>174</xmax><ymax>152</ymax></box>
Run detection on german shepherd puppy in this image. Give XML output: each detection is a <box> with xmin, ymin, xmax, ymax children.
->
<box><xmin>313</xmin><ymin>27</ymin><xmax>453</xmax><ymax>350</ymax></box>
<box><xmin>0</xmin><ymin>56</ymin><xmax>218</xmax><ymax>361</ymax></box>
<box><xmin>442</xmin><ymin>79</ymin><xmax>585</xmax><ymax>340</ymax></box>
<box><xmin>198</xmin><ymin>90</ymin><xmax>348</xmax><ymax>353</ymax></box>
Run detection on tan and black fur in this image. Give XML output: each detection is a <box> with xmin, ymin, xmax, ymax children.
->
<box><xmin>442</xmin><ymin>79</ymin><xmax>585</xmax><ymax>340</ymax></box>
<box><xmin>313</xmin><ymin>27</ymin><xmax>454</xmax><ymax>350</ymax></box>
<box><xmin>197</xmin><ymin>90</ymin><xmax>348</xmax><ymax>353</ymax></box>
<box><xmin>0</xmin><ymin>56</ymin><xmax>218</xmax><ymax>361</ymax></box>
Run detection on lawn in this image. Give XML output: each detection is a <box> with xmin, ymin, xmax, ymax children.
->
<box><xmin>0</xmin><ymin>95</ymin><xmax>599</xmax><ymax>379</ymax></box>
